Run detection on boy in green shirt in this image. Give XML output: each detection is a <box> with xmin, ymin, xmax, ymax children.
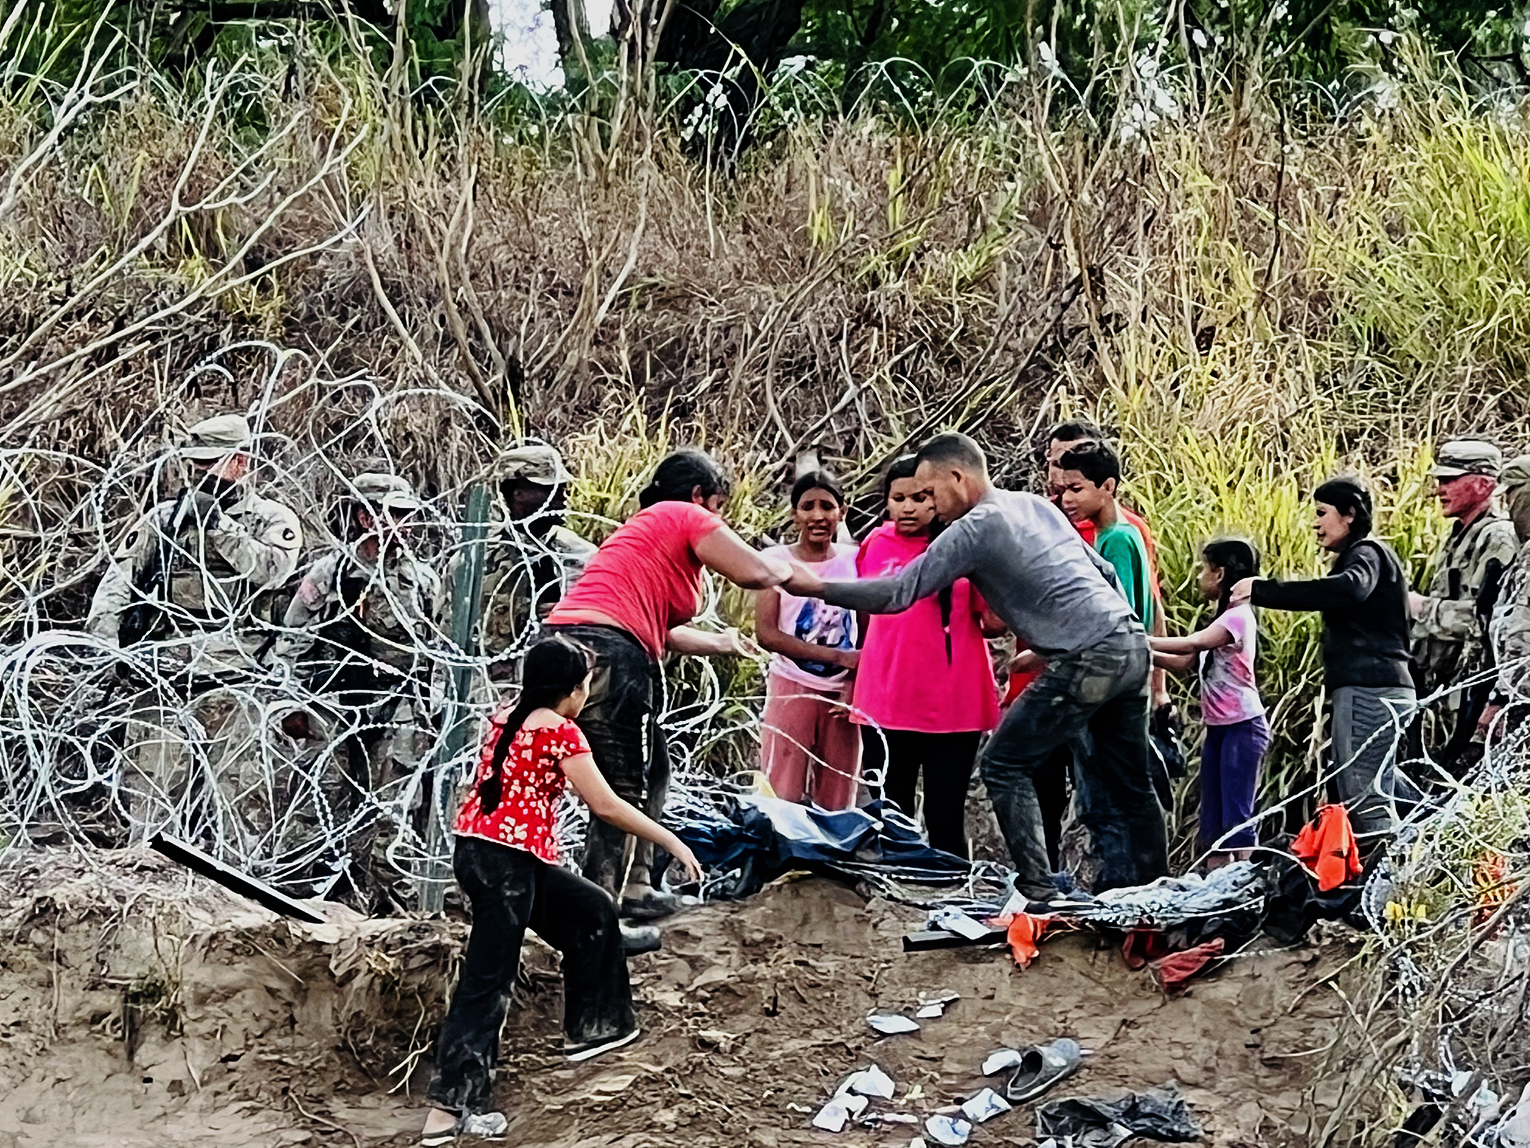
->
<box><xmin>1055</xmin><ymin>440</ymin><xmax>1156</xmax><ymax>630</ymax></box>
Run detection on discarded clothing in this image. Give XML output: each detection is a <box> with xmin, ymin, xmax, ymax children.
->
<box><xmin>674</xmin><ymin>795</ymin><xmax>970</xmax><ymax>899</ymax></box>
<box><xmin>1149</xmin><ymin>937</ymin><xmax>1225</xmax><ymax>992</ymax></box>
<box><xmin>1291</xmin><ymin>804</ymin><xmax>1362</xmax><ymax>892</ymax></box>
<box><xmin>1064</xmin><ymin>860</ymin><xmax>1265</xmax><ymax>928</ymax></box>
<box><xmin>1002</xmin><ymin>912</ymin><xmax>1050</xmax><ymax>968</ymax></box>
<box><xmin>1036</xmin><ymin>1081</ymin><xmax>1201</xmax><ymax>1147</ymax></box>
<box><xmin>1261</xmin><ymin>843</ymin><xmax>1369</xmax><ymax>944</ymax></box>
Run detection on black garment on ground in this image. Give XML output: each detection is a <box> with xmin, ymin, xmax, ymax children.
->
<box><xmin>864</xmin><ymin>728</ymin><xmax>981</xmax><ymax>858</ymax></box>
<box><xmin>544</xmin><ymin>623</ymin><xmax>671</xmax><ymax>898</ymax></box>
<box><xmin>1250</xmin><ymin>536</ymin><xmax>1412</xmax><ymax>689</ymax></box>
<box><xmin>1036</xmin><ymin>1081</ymin><xmax>1201</xmax><ymax>1146</ymax></box>
<box><xmin>428</xmin><ymin>836</ymin><xmax>633</xmax><ymax>1115</ymax></box>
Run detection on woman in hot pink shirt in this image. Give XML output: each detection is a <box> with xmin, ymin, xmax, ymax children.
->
<box><xmin>546</xmin><ymin>450</ymin><xmax>791</xmax><ymax>918</ymax></box>
<box><xmin>853</xmin><ymin>456</ymin><xmax>1000</xmax><ymax>857</ymax></box>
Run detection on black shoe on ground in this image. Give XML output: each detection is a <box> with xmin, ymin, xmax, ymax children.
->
<box><xmin>620</xmin><ymin>924</ymin><xmax>662</xmax><ymax>956</ymax></box>
<box><xmin>564</xmin><ymin>1027</ymin><xmax>641</xmax><ymax>1062</ymax></box>
<box><xmin>620</xmin><ymin>887</ymin><xmax>681</xmax><ymax>921</ymax></box>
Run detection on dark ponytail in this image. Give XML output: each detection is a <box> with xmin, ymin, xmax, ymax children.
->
<box><xmin>477</xmin><ymin>635</ymin><xmax>594</xmax><ymax>815</ymax></box>
<box><xmin>880</xmin><ymin>455</ymin><xmax>919</xmax><ymax>507</ymax></box>
<box><xmin>638</xmin><ymin>449</ymin><xmax>732</xmax><ymax>509</ymax></box>
<box><xmin>1202</xmin><ymin>537</ymin><xmax>1260</xmax><ymax>617</ymax></box>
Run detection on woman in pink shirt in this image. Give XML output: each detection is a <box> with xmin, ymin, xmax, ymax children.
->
<box><xmin>853</xmin><ymin>456</ymin><xmax>1000</xmax><ymax>857</ymax></box>
<box><xmin>546</xmin><ymin>450</ymin><xmax>791</xmax><ymax>918</ymax></box>
<box><xmin>756</xmin><ymin>472</ymin><xmax>862</xmax><ymax>809</ymax></box>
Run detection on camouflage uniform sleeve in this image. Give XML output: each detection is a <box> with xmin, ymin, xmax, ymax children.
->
<box><xmin>209</xmin><ymin>497</ymin><xmax>302</xmax><ymax>589</ymax></box>
<box><xmin>1496</xmin><ymin>541</ymin><xmax>1530</xmax><ymax>698</ymax></box>
<box><xmin>1415</xmin><ymin>519</ymin><xmax>1520</xmax><ymax>643</ymax></box>
<box><xmin>85</xmin><ymin>509</ymin><xmax>159</xmax><ymax>645</ymax></box>
<box><xmin>276</xmin><ymin>553</ymin><xmax>339</xmax><ymax>661</ymax></box>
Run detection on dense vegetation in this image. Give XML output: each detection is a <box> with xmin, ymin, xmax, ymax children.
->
<box><xmin>6</xmin><ymin>1</ymin><xmax>1530</xmax><ymax>834</ymax></box>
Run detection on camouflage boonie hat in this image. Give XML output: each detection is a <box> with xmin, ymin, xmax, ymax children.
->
<box><xmin>181</xmin><ymin>414</ymin><xmax>253</xmax><ymax>461</ymax></box>
<box><xmin>495</xmin><ymin>444</ymin><xmax>572</xmax><ymax>487</ymax></box>
<box><xmin>1500</xmin><ymin>455</ymin><xmax>1530</xmax><ymax>490</ymax></box>
<box><xmin>351</xmin><ymin>472</ymin><xmax>424</xmax><ymax>514</ymax></box>
<box><xmin>1433</xmin><ymin>440</ymin><xmax>1502</xmax><ymax>479</ymax></box>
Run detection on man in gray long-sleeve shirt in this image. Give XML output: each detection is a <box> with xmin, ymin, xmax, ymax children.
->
<box><xmin>784</xmin><ymin>432</ymin><xmax>1168</xmax><ymax>898</ymax></box>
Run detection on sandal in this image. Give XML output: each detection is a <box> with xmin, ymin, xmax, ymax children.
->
<box><xmin>1005</xmin><ymin>1038</ymin><xmax>1083</xmax><ymax>1105</ymax></box>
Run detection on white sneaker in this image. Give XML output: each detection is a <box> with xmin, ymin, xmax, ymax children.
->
<box><xmin>421</xmin><ymin>1110</ymin><xmax>508</xmax><ymax>1145</ymax></box>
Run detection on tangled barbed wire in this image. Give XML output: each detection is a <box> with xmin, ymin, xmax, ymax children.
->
<box><xmin>0</xmin><ymin>343</ymin><xmax>790</xmax><ymax>905</ymax></box>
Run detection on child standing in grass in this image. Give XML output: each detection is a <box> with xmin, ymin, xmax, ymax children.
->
<box><xmin>1151</xmin><ymin>539</ymin><xmax>1267</xmax><ymax>867</ymax></box>
<box><xmin>1056</xmin><ymin>440</ymin><xmax>1156</xmax><ymax>629</ymax></box>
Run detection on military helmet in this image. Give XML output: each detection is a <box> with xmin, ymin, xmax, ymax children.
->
<box><xmin>495</xmin><ymin>444</ymin><xmax>573</xmax><ymax>487</ymax></box>
<box><xmin>350</xmin><ymin>471</ymin><xmax>424</xmax><ymax>516</ymax></box>
<box><xmin>181</xmin><ymin>414</ymin><xmax>253</xmax><ymax>461</ymax></box>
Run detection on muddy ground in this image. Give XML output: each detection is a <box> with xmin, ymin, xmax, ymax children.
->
<box><xmin>0</xmin><ymin>851</ymin><xmax>1350</xmax><ymax>1147</ymax></box>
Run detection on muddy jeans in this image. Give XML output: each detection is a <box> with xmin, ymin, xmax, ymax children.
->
<box><xmin>429</xmin><ymin>836</ymin><xmax>634</xmax><ymax>1115</ymax></box>
<box><xmin>545</xmin><ymin>624</ymin><xmax>671</xmax><ymax>898</ymax></box>
<box><xmin>980</xmin><ymin>620</ymin><xmax>1168</xmax><ymax>895</ymax></box>
<box><xmin>1330</xmin><ymin>685</ymin><xmax>1416</xmax><ymax>838</ymax></box>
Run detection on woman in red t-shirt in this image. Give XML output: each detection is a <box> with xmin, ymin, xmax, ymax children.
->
<box><xmin>422</xmin><ymin>636</ymin><xmax>704</xmax><ymax>1145</ymax></box>
<box><xmin>545</xmin><ymin>449</ymin><xmax>791</xmax><ymax>919</ymax></box>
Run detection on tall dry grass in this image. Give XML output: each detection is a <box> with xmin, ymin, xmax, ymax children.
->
<box><xmin>6</xmin><ymin>14</ymin><xmax>1530</xmax><ymax>1142</ymax></box>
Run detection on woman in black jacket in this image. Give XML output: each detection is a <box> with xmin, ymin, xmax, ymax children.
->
<box><xmin>1230</xmin><ymin>478</ymin><xmax>1414</xmax><ymax>838</ymax></box>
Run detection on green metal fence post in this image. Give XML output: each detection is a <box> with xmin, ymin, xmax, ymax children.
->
<box><xmin>419</xmin><ymin>482</ymin><xmax>491</xmax><ymax>913</ymax></box>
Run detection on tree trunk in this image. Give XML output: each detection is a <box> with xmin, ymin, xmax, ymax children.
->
<box><xmin>551</xmin><ymin>0</ymin><xmax>595</xmax><ymax>96</ymax></box>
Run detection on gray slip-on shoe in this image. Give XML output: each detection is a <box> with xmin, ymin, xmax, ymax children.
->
<box><xmin>1005</xmin><ymin>1037</ymin><xmax>1082</xmax><ymax>1105</ymax></box>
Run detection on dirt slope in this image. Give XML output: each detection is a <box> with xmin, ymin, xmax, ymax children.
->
<box><xmin>0</xmin><ymin>853</ymin><xmax>1346</xmax><ymax>1147</ymax></box>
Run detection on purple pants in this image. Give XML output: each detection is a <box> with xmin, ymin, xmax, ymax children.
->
<box><xmin>1198</xmin><ymin>715</ymin><xmax>1270</xmax><ymax>851</ymax></box>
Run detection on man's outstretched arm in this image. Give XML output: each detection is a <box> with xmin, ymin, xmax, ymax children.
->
<box><xmin>783</xmin><ymin>520</ymin><xmax>975</xmax><ymax>615</ymax></box>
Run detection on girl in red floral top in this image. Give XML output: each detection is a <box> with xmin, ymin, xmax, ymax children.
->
<box><xmin>422</xmin><ymin>636</ymin><xmax>703</xmax><ymax>1146</ymax></box>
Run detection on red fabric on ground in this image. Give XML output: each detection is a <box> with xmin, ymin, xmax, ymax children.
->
<box><xmin>1291</xmin><ymin>804</ymin><xmax>1362</xmax><ymax>892</ymax></box>
<box><xmin>1121</xmin><ymin>927</ymin><xmax>1171</xmax><ymax>970</ymax></box>
<box><xmin>996</xmin><ymin>913</ymin><xmax>1051</xmax><ymax>968</ymax></box>
<box><xmin>1150</xmin><ymin>937</ymin><xmax>1226</xmax><ymax>992</ymax></box>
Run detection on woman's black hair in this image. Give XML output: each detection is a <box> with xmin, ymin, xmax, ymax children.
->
<box><xmin>1202</xmin><ymin>537</ymin><xmax>1261</xmax><ymax>616</ymax></box>
<box><xmin>638</xmin><ymin>449</ymin><xmax>732</xmax><ymax>509</ymax></box>
<box><xmin>477</xmin><ymin>635</ymin><xmax>593</xmax><ymax>815</ymax></box>
<box><xmin>1313</xmin><ymin>476</ymin><xmax>1374</xmax><ymax>540</ymax></box>
<box><xmin>790</xmin><ymin>470</ymin><xmax>845</xmax><ymax>509</ymax></box>
<box><xmin>880</xmin><ymin>455</ymin><xmax>919</xmax><ymax>504</ymax></box>
<box><xmin>875</xmin><ymin>455</ymin><xmax>955</xmax><ymax>659</ymax></box>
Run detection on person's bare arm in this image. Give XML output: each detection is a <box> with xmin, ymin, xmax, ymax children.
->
<box><xmin>1153</xmin><ymin>650</ymin><xmax>1197</xmax><ymax>673</ymax></box>
<box><xmin>694</xmin><ymin>526</ymin><xmax>792</xmax><ymax>589</ymax></box>
<box><xmin>666</xmin><ymin>625</ymin><xmax>759</xmax><ymax>657</ymax></box>
<box><xmin>561</xmin><ymin>752</ymin><xmax>704</xmax><ymax>882</ymax></box>
<box><xmin>1151</xmin><ymin>620</ymin><xmax>1234</xmax><ymax>655</ymax></box>
<box><xmin>755</xmin><ymin>585</ymin><xmax>858</xmax><ymax>669</ymax></box>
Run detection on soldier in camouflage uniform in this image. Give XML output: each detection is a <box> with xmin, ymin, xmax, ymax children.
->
<box><xmin>479</xmin><ymin>444</ymin><xmax>596</xmax><ymax>681</ymax></box>
<box><xmin>86</xmin><ymin>414</ymin><xmax>303</xmax><ymax>846</ymax></box>
<box><xmin>1409</xmin><ymin>440</ymin><xmax>1520</xmax><ymax>756</ymax></box>
<box><xmin>88</xmin><ymin>414</ymin><xmax>302</xmax><ymax>657</ymax></box>
<box><xmin>282</xmin><ymin>473</ymin><xmax>444</xmax><ymax>905</ymax></box>
<box><xmin>1482</xmin><ymin>456</ymin><xmax>1530</xmax><ymax>739</ymax></box>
